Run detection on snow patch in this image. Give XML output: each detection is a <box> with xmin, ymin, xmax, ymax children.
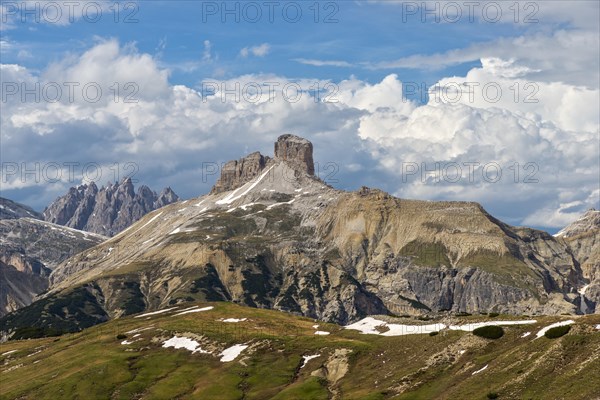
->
<box><xmin>1</xmin><ymin>350</ymin><xmax>17</xmax><ymax>356</ymax></box>
<box><xmin>301</xmin><ymin>354</ymin><xmax>320</xmax><ymax>368</ymax></box>
<box><xmin>345</xmin><ymin>317</ymin><xmax>445</xmax><ymax>336</ymax></box>
<box><xmin>216</xmin><ymin>166</ymin><xmax>274</xmax><ymax>205</ymax></box>
<box><xmin>521</xmin><ymin>332</ymin><xmax>531</xmax><ymax>338</ymax></box>
<box><xmin>472</xmin><ymin>364</ymin><xmax>488</xmax><ymax>375</ymax></box>
<box><xmin>535</xmin><ymin>320</ymin><xmax>575</xmax><ymax>339</ymax></box>
<box><xmin>266</xmin><ymin>198</ymin><xmax>295</xmax><ymax>210</ymax></box>
<box><xmin>578</xmin><ymin>284</ymin><xmax>590</xmax><ymax>296</ymax></box>
<box><xmin>125</xmin><ymin>326</ymin><xmax>154</xmax><ymax>334</ymax></box>
<box><xmin>128</xmin><ymin>211</ymin><xmax>163</xmax><ymax>236</ymax></box>
<box><xmin>26</xmin><ymin>350</ymin><xmax>42</xmax><ymax>357</ymax></box>
<box><xmin>162</xmin><ymin>336</ymin><xmax>209</xmax><ymax>354</ymax></box>
<box><xmin>134</xmin><ymin>307</ymin><xmax>178</xmax><ymax>318</ymax></box>
<box><xmin>383</xmin><ymin>322</ymin><xmax>445</xmax><ymax>336</ymax></box>
<box><xmin>240</xmin><ymin>203</ymin><xmax>256</xmax><ymax>211</ymax></box>
<box><xmin>314</xmin><ymin>331</ymin><xmax>330</xmax><ymax>335</ymax></box>
<box><xmin>449</xmin><ymin>320</ymin><xmax>537</xmax><ymax>332</ymax></box>
<box><xmin>219</xmin><ymin>344</ymin><xmax>248</xmax><ymax>362</ymax></box>
<box><xmin>174</xmin><ymin>306</ymin><xmax>214</xmax><ymax>316</ymax></box>
<box><xmin>222</xmin><ymin>318</ymin><xmax>247</xmax><ymax>323</ymax></box>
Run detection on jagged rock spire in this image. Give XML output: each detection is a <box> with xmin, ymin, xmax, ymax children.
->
<box><xmin>42</xmin><ymin>179</ymin><xmax>179</xmax><ymax>236</ymax></box>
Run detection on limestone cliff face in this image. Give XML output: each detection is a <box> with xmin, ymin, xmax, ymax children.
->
<box><xmin>2</xmin><ymin>136</ymin><xmax>597</xmax><ymax>335</ymax></box>
<box><xmin>274</xmin><ymin>134</ymin><xmax>315</xmax><ymax>176</ymax></box>
<box><xmin>210</xmin><ymin>152</ymin><xmax>271</xmax><ymax>194</ymax></box>
<box><xmin>211</xmin><ymin>134</ymin><xmax>315</xmax><ymax>195</ymax></box>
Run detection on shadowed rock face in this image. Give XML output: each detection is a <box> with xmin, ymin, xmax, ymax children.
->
<box><xmin>43</xmin><ymin>178</ymin><xmax>179</xmax><ymax>236</ymax></box>
<box><xmin>274</xmin><ymin>134</ymin><xmax>315</xmax><ymax>176</ymax></box>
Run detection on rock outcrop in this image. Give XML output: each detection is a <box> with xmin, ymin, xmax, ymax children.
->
<box><xmin>43</xmin><ymin>178</ymin><xmax>179</xmax><ymax>236</ymax></box>
<box><xmin>210</xmin><ymin>152</ymin><xmax>271</xmax><ymax>194</ymax></box>
<box><xmin>211</xmin><ymin>134</ymin><xmax>315</xmax><ymax>195</ymax></box>
<box><xmin>274</xmin><ymin>134</ymin><xmax>315</xmax><ymax>176</ymax></box>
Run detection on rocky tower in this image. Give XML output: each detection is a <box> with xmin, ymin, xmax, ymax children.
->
<box><xmin>274</xmin><ymin>134</ymin><xmax>315</xmax><ymax>176</ymax></box>
<box><xmin>211</xmin><ymin>134</ymin><xmax>315</xmax><ymax>194</ymax></box>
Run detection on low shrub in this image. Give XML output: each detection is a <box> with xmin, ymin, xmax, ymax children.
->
<box><xmin>429</xmin><ymin>331</ymin><xmax>439</xmax><ymax>336</ymax></box>
<box><xmin>473</xmin><ymin>325</ymin><xmax>504</xmax><ymax>339</ymax></box>
<box><xmin>116</xmin><ymin>334</ymin><xmax>127</xmax><ymax>340</ymax></box>
<box><xmin>487</xmin><ymin>392</ymin><xmax>499</xmax><ymax>399</ymax></box>
<box><xmin>488</xmin><ymin>312</ymin><xmax>500</xmax><ymax>318</ymax></box>
<box><xmin>544</xmin><ymin>325</ymin><xmax>571</xmax><ymax>339</ymax></box>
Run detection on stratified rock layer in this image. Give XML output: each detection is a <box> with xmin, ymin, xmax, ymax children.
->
<box><xmin>211</xmin><ymin>152</ymin><xmax>271</xmax><ymax>194</ymax></box>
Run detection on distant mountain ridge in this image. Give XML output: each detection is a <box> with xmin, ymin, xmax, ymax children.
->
<box><xmin>43</xmin><ymin>178</ymin><xmax>179</xmax><ymax>236</ymax></box>
<box><xmin>0</xmin><ymin>197</ymin><xmax>105</xmax><ymax>316</ymax></box>
<box><xmin>555</xmin><ymin>209</ymin><xmax>600</xmax><ymax>238</ymax></box>
<box><xmin>0</xmin><ymin>198</ymin><xmax>42</xmax><ymax>220</ymax></box>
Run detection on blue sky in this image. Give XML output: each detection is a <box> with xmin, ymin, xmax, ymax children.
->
<box><xmin>2</xmin><ymin>1</ymin><xmax>540</xmax><ymax>93</ymax></box>
<box><xmin>1</xmin><ymin>1</ymin><xmax>599</xmax><ymax>231</ymax></box>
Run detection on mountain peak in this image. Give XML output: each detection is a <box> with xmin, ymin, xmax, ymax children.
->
<box><xmin>555</xmin><ymin>209</ymin><xmax>600</xmax><ymax>238</ymax></box>
<box><xmin>211</xmin><ymin>134</ymin><xmax>315</xmax><ymax>195</ymax></box>
<box><xmin>274</xmin><ymin>134</ymin><xmax>315</xmax><ymax>176</ymax></box>
<box><xmin>43</xmin><ymin>180</ymin><xmax>179</xmax><ymax>236</ymax></box>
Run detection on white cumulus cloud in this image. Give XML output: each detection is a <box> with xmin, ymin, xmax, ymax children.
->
<box><xmin>1</xmin><ymin>40</ymin><xmax>597</xmax><ymax>230</ymax></box>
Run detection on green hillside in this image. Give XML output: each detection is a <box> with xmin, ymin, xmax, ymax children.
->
<box><xmin>1</xmin><ymin>302</ymin><xmax>599</xmax><ymax>400</ymax></box>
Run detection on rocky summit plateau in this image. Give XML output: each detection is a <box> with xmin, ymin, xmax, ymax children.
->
<box><xmin>1</xmin><ymin>134</ymin><xmax>597</xmax><ymax>338</ymax></box>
